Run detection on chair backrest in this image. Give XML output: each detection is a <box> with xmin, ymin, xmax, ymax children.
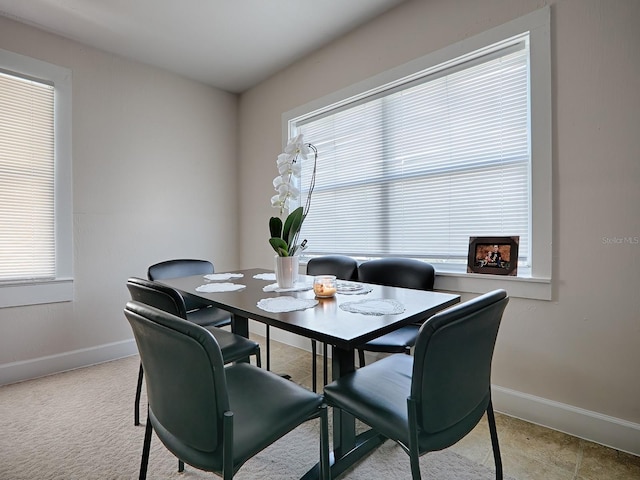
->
<box><xmin>411</xmin><ymin>289</ymin><xmax>508</xmax><ymax>434</ymax></box>
<box><xmin>147</xmin><ymin>259</ymin><xmax>214</xmax><ymax>281</ymax></box>
<box><xmin>307</xmin><ymin>255</ymin><xmax>359</xmax><ymax>281</ymax></box>
<box><xmin>126</xmin><ymin>277</ymin><xmax>188</xmax><ymax>319</ymax></box>
<box><xmin>358</xmin><ymin>257</ymin><xmax>435</xmax><ymax>290</ymax></box>
<box><xmin>147</xmin><ymin>259</ymin><xmax>214</xmax><ymax>311</ymax></box>
<box><xmin>124</xmin><ymin>301</ymin><xmax>229</xmax><ymax>454</ymax></box>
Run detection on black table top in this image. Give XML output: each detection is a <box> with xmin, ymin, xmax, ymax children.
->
<box><xmin>160</xmin><ymin>268</ymin><xmax>460</xmax><ymax>350</ymax></box>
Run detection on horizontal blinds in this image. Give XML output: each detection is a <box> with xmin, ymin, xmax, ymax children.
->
<box><xmin>295</xmin><ymin>40</ymin><xmax>530</xmax><ymax>264</ymax></box>
<box><xmin>0</xmin><ymin>71</ymin><xmax>55</xmax><ymax>280</ymax></box>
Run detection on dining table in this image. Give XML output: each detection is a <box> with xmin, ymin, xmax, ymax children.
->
<box><xmin>158</xmin><ymin>267</ymin><xmax>460</xmax><ymax>479</ymax></box>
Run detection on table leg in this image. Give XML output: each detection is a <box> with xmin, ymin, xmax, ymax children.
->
<box><xmin>319</xmin><ymin>346</ymin><xmax>386</xmax><ymax>479</ymax></box>
<box><xmin>231</xmin><ymin>313</ymin><xmax>249</xmax><ymax>338</ymax></box>
<box><xmin>331</xmin><ymin>346</ymin><xmax>356</xmax><ymax>456</ymax></box>
<box><xmin>231</xmin><ymin>313</ymin><xmax>250</xmax><ymax>364</ymax></box>
<box><xmin>232</xmin><ymin>314</ymin><xmax>290</xmax><ymax>377</ymax></box>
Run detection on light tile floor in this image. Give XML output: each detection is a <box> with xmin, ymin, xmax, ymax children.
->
<box><xmin>250</xmin><ymin>333</ymin><xmax>640</xmax><ymax>480</ymax></box>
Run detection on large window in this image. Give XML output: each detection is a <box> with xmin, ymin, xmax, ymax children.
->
<box><xmin>0</xmin><ymin>49</ymin><xmax>72</xmax><ymax>307</ymax></box>
<box><xmin>285</xmin><ymin>8</ymin><xmax>551</xmax><ymax>300</ymax></box>
<box><xmin>295</xmin><ymin>39</ymin><xmax>529</xmax><ymax>265</ymax></box>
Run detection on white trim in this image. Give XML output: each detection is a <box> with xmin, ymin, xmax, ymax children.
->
<box><xmin>492</xmin><ymin>385</ymin><xmax>640</xmax><ymax>457</ymax></box>
<box><xmin>0</xmin><ymin>278</ymin><xmax>73</xmax><ymax>308</ymax></box>
<box><xmin>0</xmin><ymin>339</ymin><xmax>138</xmax><ymax>386</ymax></box>
<box><xmin>435</xmin><ymin>271</ymin><xmax>552</xmax><ymax>301</ymax></box>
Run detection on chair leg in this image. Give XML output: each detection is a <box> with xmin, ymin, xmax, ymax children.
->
<box><xmin>139</xmin><ymin>413</ymin><xmax>153</xmax><ymax>480</ymax></box>
<box><xmin>323</xmin><ymin>343</ymin><xmax>329</xmax><ymax>386</ymax></box>
<box><xmin>407</xmin><ymin>397</ymin><xmax>422</xmax><ymax>480</ymax></box>
<box><xmin>178</xmin><ymin>460</ymin><xmax>184</xmax><ymax>472</ymax></box>
<box><xmin>254</xmin><ymin>345</ymin><xmax>262</xmax><ymax>368</ymax></box>
<box><xmin>358</xmin><ymin>349</ymin><xmax>366</xmax><ymax>368</ymax></box>
<box><xmin>319</xmin><ymin>404</ymin><xmax>331</xmax><ymax>480</ymax></box>
<box><xmin>135</xmin><ymin>363</ymin><xmax>144</xmax><ymax>426</ymax></box>
<box><xmin>409</xmin><ymin>451</ymin><xmax>422</xmax><ymax>480</ymax></box>
<box><xmin>311</xmin><ymin>340</ymin><xmax>318</xmax><ymax>392</ymax></box>
<box><xmin>266</xmin><ymin>325</ymin><xmax>271</xmax><ymax>371</ymax></box>
<box><xmin>222</xmin><ymin>411</ymin><xmax>234</xmax><ymax>480</ymax></box>
<box><xmin>487</xmin><ymin>399</ymin><xmax>503</xmax><ymax>480</ymax></box>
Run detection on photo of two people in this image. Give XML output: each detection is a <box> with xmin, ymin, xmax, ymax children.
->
<box><xmin>467</xmin><ymin>236</ymin><xmax>519</xmax><ymax>276</ymax></box>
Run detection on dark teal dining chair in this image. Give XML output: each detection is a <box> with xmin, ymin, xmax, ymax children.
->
<box><xmin>124</xmin><ymin>301</ymin><xmax>330</xmax><ymax>480</ymax></box>
<box><xmin>306</xmin><ymin>255</ymin><xmax>359</xmax><ymax>392</ymax></box>
<box><xmin>324</xmin><ymin>289</ymin><xmax>509</xmax><ymax>480</ymax></box>
<box><xmin>356</xmin><ymin>257</ymin><xmax>435</xmax><ymax>367</ymax></box>
<box><xmin>126</xmin><ymin>277</ymin><xmax>261</xmax><ymax>427</ymax></box>
<box><xmin>147</xmin><ymin>259</ymin><xmax>233</xmax><ymax>328</ymax></box>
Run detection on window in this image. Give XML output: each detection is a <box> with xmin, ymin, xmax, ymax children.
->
<box><xmin>285</xmin><ymin>8</ymin><xmax>551</xmax><ymax>300</ymax></box>
<box><xmin>0</xmin><ymin>49</ymin><xmax>72</xmax><ymax>307</ymax></box>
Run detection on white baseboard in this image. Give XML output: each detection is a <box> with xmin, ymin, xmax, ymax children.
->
<box><xmin>492</xmin><ymin>385</ymin><xmax>640</xmax><ymax>457</ymax></box>
<box><xmin>0</xmin><ymin>339</ymin><xmax>138</xmax><ymax>386</ymax></box>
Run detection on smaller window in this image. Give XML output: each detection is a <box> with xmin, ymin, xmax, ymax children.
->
<box><xmin>0</xmin><ymin>71</ymin><xmax>56</xmax><ymax>280</ymax></box>
<box><xmin>0</xmin><ymin>49</ymin><xmax>73</xmax><ymax>307</ymax></box>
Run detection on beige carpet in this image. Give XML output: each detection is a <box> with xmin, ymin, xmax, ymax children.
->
<box><xmin>0</xmin><ymin>355</ymin><xmax>509</xmax><ymax>479</ymax></box>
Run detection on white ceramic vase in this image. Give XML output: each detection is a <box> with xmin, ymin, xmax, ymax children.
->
<box><xmin>274</xmin><ymin>255</ymin><xmax>299</xmax><ymax>288</ymax></box>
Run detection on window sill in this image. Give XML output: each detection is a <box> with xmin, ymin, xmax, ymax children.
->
<box><xmin>0</xmin><ymin>278</ymin><xmax>74</xmax><ymax>308</ymax></box>
<box><xmin>302</xmin><ymin>258</ymin><xmax>551</xmax><ymax>301</ymax></box>
<box><xmin>434</xmin><ymin>268</ymin><xmax>551</xmax><ymax>300</ymax></box>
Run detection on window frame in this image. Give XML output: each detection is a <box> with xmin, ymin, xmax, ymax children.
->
<box><xmin>0</xmin><ymin>49</ymin><xmax>73</xmax><ymax>308</ymax></box>
<box><xmin>283</xmin><ymin>7</ymin><xmax>551</xmax><ymax>300</ymax></box>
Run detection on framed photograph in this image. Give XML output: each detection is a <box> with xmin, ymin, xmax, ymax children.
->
<box><xmin>467</xmin><ymin>236</ymin><xmax>519</xmax><ymax>276</ymax></box>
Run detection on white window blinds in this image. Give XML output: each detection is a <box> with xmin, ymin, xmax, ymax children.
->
<box><xmin>0</xmin><ymin>70</ymin><xmax>55</xmax><ymax>281</ymax></box>
<box><xmin>294</xmin><ymin>37</ymin><xmax>530</xmax><ymax>266</ymax></box>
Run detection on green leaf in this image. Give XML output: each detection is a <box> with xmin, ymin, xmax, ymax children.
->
<box><xmin>269</xmin><ymin>237</ymin><xmax>289</xmax><ymax>256</ymax></box>
<box><xmin>269</xmin><ymin>216</ymin><xmax>283</xmax><ymax>239</ymax></box>
<box><xmin>283</xmin><ymin>207</ymin><xmax>304</xmax><ymax>248</ymax></box>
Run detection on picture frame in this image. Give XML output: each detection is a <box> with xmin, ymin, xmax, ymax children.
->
<box><xmin>467</xmin><ymin>236</ymin><xmax>519</xmax><ymax>276</ymax></box>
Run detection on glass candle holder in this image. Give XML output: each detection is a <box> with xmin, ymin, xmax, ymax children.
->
<box><xmin>313</xmin><ymin>275</ymin><xmax>337</xmax><ymax>298</ymax></box>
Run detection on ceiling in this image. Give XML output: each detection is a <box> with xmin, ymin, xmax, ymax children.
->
<box><xmin>0</xmin><ymin>0</ymin><xmax>406</xmax><ymax>93</ymax></box>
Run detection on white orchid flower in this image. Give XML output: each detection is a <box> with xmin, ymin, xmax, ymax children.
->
<box><xmin>284</xmin><ymin>133</ymin><xmax>310</xmax><ymax>160</ymax></box>
<box><xmin>279</xmin><ymin>161</ymin><xmax>301</xmax><ymax>177</ymax></box>
<box><xmin>289</xmin><ymin>162</ymin><xmax>302</xmax><ymax>176</ymax></box>
<box><xmin>277</xmin><ymin>182</ymin><xmax>299</xmax><ymax>199</ymax></box>
<box><xmin>277</xmin><ymin>153</ymin><xmax>303</xmax><ymax>176</ymax></box>
<box><xmin>276</xmin><ymin>153</ymin><xmax>291</xmax><ymax>168</ymax></box>
<box><xmin>278</xmin><ymin>162</ymin><xmax>291</xmax><ymax>175</ymax></box>
<box><xmin>273</xmin><ymin>175</ymin><xmax>285</xmax><ymax>189</ymax></box>
<box><xmin>271</xmin><ymin>194</ymin><xmax>284</xmax><ymax>208</ymax></box>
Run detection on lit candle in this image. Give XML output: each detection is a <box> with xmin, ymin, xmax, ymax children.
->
<box><xmin>313</xmin><ymin>275</ymin><xmax>337</xmax><ymax>298</ymax></box>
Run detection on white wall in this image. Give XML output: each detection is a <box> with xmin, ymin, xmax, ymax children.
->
<box><xmin>0</xmin><ymin>16</ymin><xmax>239</xmax><ymax>380</ymax></box>
<box><xmin>238</xmin><ymin>0</ymin><xmax>640</xmax><ymax>453</ymax></box>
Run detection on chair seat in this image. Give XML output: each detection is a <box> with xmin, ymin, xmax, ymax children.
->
<box><xmin>205</xmin><ymin>327</ymin><xmax>259</xmax><ymax>364</ymax></box>
<box><xmin>324</xmin><ymin>354</ymin><xmax>413</xmax><ymax>444</ymax></box>
<box><xmin>360</xmin><ymin>324</ymin><xmax>420</xmax><ymax>352</ymax></box>
<box><xmin>226</xmin><ymin>364</ymin><xmax>324</xmax><ymax>467</ymax></box>
<box><xmin>186</xmin><ymin>305</ymin><xmax>232</xmax><ymax>328</ymax></box>
<box><xmin>325</xmin><ymin>353</ymin><xmax>489</xmax><ymax>453</ymax></box>
<box><xmin>155</xmin><ymin>363</ymin><xmax>324</xmax><ymax>472</ymax></box>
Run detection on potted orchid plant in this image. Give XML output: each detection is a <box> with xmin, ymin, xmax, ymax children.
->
<box><xmin>269</xmin><ymin>134</ymin><xmax>317</xmax><ymax>287</ymax></box>
<box><xmin>269</xmin><ymin>133</ymin><xmax>317</xmax><ymax>256</ymax></box>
